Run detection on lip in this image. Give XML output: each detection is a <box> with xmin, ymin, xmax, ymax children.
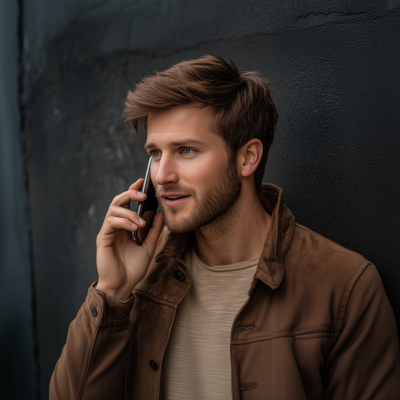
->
<box><xmin>163</xmin><ymin>195</ymin><xmax>191</xmax><ymax>207</ymax></box>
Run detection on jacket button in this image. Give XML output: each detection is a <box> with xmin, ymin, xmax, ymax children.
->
<box><xmin>173</xmin><ymin>270</ymin><xmax>186</xmax><ymax>282</ymax></box>
<box><xmin>91</xmin><ymin>306</ymin><xmax>97</xmax><ymax>317</ymax></box>
<box><xmin>149</xmin><ymin>359</ymin><xmax>158</xmax><ymax>370</ymax></box>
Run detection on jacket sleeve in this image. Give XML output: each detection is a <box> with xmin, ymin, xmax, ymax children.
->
<box><xmin>323</xmin><ymin>263</ymin><xmax>400</xmax><ymax>399</ymax></box>
<box><xmin>49</xmin><ymin>282</ymin><xmax>135</xmax><ymax>400</ymax></box>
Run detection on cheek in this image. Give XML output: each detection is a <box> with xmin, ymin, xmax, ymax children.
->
<box><xmin>180</xmin><ymin>151</ymin><xmax>228</xmax><ymax>189</ymax></box>
<box><xmin>150</xmin><ymin>164</ymin><xmax>157</xmax><ymax>186</ymax></box>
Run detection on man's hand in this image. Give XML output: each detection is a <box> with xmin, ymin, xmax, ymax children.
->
<box><xmin>95</xmin><ymin>178</ymin><xmax>164</xmax><ymax>300</ymax></box>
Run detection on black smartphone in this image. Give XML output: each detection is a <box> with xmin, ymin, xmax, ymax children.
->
<box><xmin>131</xmin><ymin>157</ymin><xmax>159</xmax><ymax>245</ymax></box>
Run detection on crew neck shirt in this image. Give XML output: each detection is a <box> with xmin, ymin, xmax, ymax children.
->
<box><xmin>162</xmin><ymin>245</ymin><xmax>259</xmax><ymax>399</ymax></box>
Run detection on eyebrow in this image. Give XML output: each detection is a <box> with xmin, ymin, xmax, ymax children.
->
<box><xmin>144</xmin><ymin>139</ymin><xmax>208</xmax><ymax>149</ymax></box>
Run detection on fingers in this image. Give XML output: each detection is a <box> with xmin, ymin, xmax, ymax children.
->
<box><xmin>110</xmin><ymin>179</ymin><xmax>147</xmax><ymax>209</ymax></box>
<box><xmin>101</xmin><ymin>207</ymin><xmax>146</xmax><ymax>236</ymax></box>
<box><xmin>99</xmin><ymin>179</ymin><xmax>150</xmax><ymax>237</ymax></box>
<box><xmin>105</xmin><ymin>216</ymin><xmax>139</xmax><ymax>233</ymax></box>
<box><xmin>108</xmin><ymin>206</ymin><xmax>146</xmax><ymax>227</ymax></box>
<box><xmin>129</xmin><ymin>179</ymin><xmax>144</xmax><ymax>190</ymax></box>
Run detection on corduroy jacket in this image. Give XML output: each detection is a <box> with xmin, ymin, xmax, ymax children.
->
<box><xmin>50</xmin><ymin>183</ymin><xmax>400</xmax><ymax>399</ymax></box>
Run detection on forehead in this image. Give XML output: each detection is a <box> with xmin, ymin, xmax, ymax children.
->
<box><xmin>146</xmin><ymin>105</ymin><xmax>216</xmax><ymax>139</ymax></box>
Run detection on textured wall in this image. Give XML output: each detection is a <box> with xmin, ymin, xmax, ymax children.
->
<box><xmin>22</xmin><ymin>0</ymin><xmax>400</xmax><ymax>398</ymax></box>
<box><xmin>0</xmin><ymin>0</ymin><xmax>36</xmax><ymax>399</ymax></box>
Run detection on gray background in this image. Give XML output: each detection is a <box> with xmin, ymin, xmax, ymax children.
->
<box><xmin>1</xmin><ymin>0</ymin><xmax>399</xmax><ymax>399</ymax></box>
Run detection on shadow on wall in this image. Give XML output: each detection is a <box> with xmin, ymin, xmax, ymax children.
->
<box><xmin>0</xmin><ymin>317</ymin><xmax>36</xmax><ymax>399</ymax></box>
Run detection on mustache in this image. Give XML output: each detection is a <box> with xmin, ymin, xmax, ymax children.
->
<box><xmin>156</xmin><ymin>186</ymin><xmax>196</xmax><ymax>198</ymax></box>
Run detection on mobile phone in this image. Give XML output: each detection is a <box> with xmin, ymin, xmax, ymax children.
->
<box><xmin>131</xmin><ymin>157</ymin><xmax>159</xmax><ymax>245</ymax></box>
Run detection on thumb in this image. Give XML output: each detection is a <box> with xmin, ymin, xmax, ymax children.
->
<box><xmin>142</xmin><ymin>211</ymin><xmax>164</xmax><ymax>255</ymax></box>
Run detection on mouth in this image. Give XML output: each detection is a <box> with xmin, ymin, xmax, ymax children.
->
<box><xmin>162</xmin><ymin>194</ymin><xmax>191</xmax><ymax>207</ymax></box>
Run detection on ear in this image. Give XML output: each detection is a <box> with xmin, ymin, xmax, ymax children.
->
<box><xmin>237</xmin><ymin>139</ymin><xmax>263</xmax><ymax>178</ymax></box>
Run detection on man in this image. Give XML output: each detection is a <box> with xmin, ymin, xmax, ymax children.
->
<box><xmin>50</xmin><ymin>53</ymin><xmax>400</xmax><ymax>399</ymax></box>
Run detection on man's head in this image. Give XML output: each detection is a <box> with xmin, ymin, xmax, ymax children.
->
<box><xmin>123</xmin><ymin>53</ymin><xmax>278</xmax><ymax>233</ymax></box>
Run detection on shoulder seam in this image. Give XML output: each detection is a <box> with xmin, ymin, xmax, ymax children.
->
<box><xmin>295</xmin><ymin>223</ymin><xmax>367</xmax><ymax>259</ymax></box>
<box><xmin>334</xmin><ymin>260</ymin><xmax>373</xmax><ymax>333</ymax></box>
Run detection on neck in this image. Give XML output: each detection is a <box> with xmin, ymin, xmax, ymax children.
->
<box><xmin>193</xmin><ymin>180</ymin><xmax>271</xmax><ymax>266</ymax></box>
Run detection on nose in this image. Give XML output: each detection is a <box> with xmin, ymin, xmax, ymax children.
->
<box><xmin>153</xmin><ymin>154</ymin><xmax>179</xmax><ymax>186</ymax></box>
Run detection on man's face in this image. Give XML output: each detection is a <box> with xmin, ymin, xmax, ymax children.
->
<box><xmin>145</xmin><ymin>105</ymin><xmax>241</xmax><ymax>234</ymax></box>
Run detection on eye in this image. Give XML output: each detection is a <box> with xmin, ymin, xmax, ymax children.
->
<box><xmin>180</xmin><ymin>147</ymin><xmax>196</xmax><ymax>154</ymax></box>
<box><xmin>150</xmin><ymin>150</ymin><xmax>162</xmax><ymax>157</ymax></box>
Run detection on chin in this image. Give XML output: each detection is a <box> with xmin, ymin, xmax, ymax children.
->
<box><xmin>162</xmin><ymin>210</ymin><xmax>196</xmax><ymax>234</ymax></box>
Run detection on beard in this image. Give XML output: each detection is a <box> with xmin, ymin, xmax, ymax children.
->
<box><xmin>156</xmin><ymin>162</ymin><xmax>242</xmax><ymax>234</ymax></box>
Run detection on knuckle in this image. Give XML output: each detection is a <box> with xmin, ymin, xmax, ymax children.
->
<box><xmin>109</xmin><ymin>205</ymin><xmax>117</xmax><ymax>214</ymax></box>
<box><xmin>96</xmin><ymin>233</ymin><xmax>102</xmax><ymax>245</ymax></box>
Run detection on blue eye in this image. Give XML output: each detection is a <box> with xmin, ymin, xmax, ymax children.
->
<box><xmin>151</xmin><ymin>150</ymin><xmax>161</xmax><ymax>157</ymax></box>
<box><xmin>181</xmin><ymin>147</ymin><xmax>198</xmax><ymax>155</ymax></box>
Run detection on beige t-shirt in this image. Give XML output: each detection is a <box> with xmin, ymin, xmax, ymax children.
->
<box><xmin>162</xmin><ymin>246</ymin><xmax>259</xmax><ymax>400</ymax></box>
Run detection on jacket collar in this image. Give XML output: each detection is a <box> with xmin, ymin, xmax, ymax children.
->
<box><xmin>155</xmin><ymin>183</ymin><xmax>296</xmax><ymax>290</ymax></box>
<box><xmin>254</xmin><ymin>183</ymin><xmax>295</xmax><ymax>289</ymax></box>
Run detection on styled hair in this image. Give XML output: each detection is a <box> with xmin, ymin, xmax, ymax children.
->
<box><xmin>123</xmin><ymin>52</ymin><xmax>278</xmax><ymax>191</ymax></box>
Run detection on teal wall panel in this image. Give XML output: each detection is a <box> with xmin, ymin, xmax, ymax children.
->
<box><xmin>0</xmin><ymin>0</ymin><xmax>36</xmax><ymax>399</ymax></box>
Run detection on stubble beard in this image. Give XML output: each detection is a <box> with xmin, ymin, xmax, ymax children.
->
<box><xmin>157</xmin><ymin>162</ymin><xmax>242</xmax><ymax>235</ymax></box>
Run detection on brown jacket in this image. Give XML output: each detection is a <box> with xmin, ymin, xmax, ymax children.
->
<box><xmin>50</xmin><ymin>183</ymin><xmax>400</xmax><ymax>399</ymax></box>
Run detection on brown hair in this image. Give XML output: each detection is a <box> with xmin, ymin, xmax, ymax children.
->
<box><xmin>123</xmin><ymin>52</ymin><xmax>278</xmax><ymax>191</ymax></box>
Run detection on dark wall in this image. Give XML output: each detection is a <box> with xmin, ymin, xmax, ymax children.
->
<box><xmin>22</xmin><ymin>0</ymin><xmax>400</xmax><ymax>398</ymax></box>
